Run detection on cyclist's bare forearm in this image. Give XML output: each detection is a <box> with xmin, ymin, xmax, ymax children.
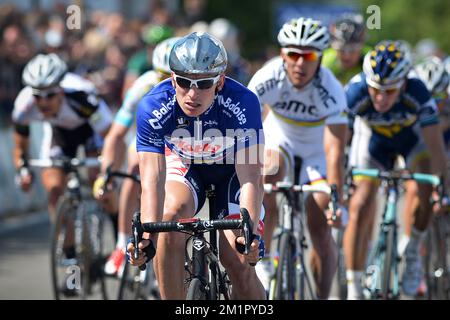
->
<box><xmin>325</xmin><ymin>123</ymin><xmax>347</xmax><ymax>202</ymax></box>
<box><xmin>235</xmin><ymin>145</ymin><xmax>264</xmax><ymax>235</ymax></box>
<box><xmin>138</xmin><ymin>151</ymin><xmax>166</xmax><ymax>230</ymax></box>
<box><xmin>100</xmin><ymin>123</ymin><xmax>127</xmax><ymax>173</ymax></box>
<box><xmin>13</xmin><ymin>131</ymin><xmax>30</xmax><ymax>169</ymax></box>
<box><xmin>422</xmin><ymin>124</ymin><xmax>448</xmax><ymax>187</ymax></box>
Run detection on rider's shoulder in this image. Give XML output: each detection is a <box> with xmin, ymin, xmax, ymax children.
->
<box><xmin>133</xmin><ymin>70</ymin><xmax>162</xmax><ymax>88</ymax></box>
<box><xmin>138</xmin><ymin>79</ymin><xmax>175</xmax><ymax>112</ymax></box>
<box><xmin>345</xmin><ymin>73</ymin><xmax>367</xmax><ymax>91</ymax></box>
<box><xmin>60</xmin><ymin>72</ymin><xmax>96</xmax><ymax>93</ymax></box>
<box><xmin>318</xmin><ymin>66</ymin><xmax>345</xmax><ymax>90</ymax></box>
<box><xmin>13</xmin><ymin>87</ymin><xmax>35</xmax><ymax>123</ymax></box>
<box><xmin>222</xmin><ymin>77</ymin><xmax>261</xmax><ymax>106</ymax></box>
<box><xmin>404</xmin><ymin>76</ymin><xmax>431</xmax><ymax>99</ymax></box>
<box><xmin>250</xmin><ymin>57</ymin><xmax>284</xmax><ymax>82</ymax></box>
<box><xmin>344</xmin><ymin>73</ymin><xmax>370</xmax><ymax>105</ymax></box>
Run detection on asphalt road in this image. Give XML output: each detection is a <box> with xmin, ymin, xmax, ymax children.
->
<box><xmin>0</xmin><ymin>192</ymin><xmax>440</xmax><ymax>300</ymax></box>
<box><xmin>0</xmin><ymin>211</ymin><xmax>120</xmax><ymax>300</ymax></box>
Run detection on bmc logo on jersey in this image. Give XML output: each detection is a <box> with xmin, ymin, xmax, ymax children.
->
<box><xmin>273</xmin><ymin>100</ymin><xmax>319</xmax><ymax>116</ymax></box>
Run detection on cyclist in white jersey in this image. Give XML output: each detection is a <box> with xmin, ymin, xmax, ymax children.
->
<box><xmin>248</xmin><ymin>17</ymin><xmax>348</xmax><ymax>298</ymax></box>
<box><xmin>12</xmin><ymin>55</ymin><xmax>115</xmax><ymax>289</ymax></box>
<box><xmin>93</xmin><ymin>37</ymin><xmax>180</xmax><ymax>276</ymax></box>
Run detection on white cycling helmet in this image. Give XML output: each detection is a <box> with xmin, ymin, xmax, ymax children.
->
<box><xmin>209</xmin><ymin>18</ymin><xmax>239</xmax><ymax>55</ymax></box>
<box><xmin>152</xmin><ymin>37</ymin><xmax>181</xmax><ymax>75</ymax></box>
<box><xmin>363</xmin><ymin>40</ymin><xmax>412</xmax><ymax>89</ymax></box>
<box><xmin>415</xmin><ymin>56</ymin><xmax>449</xmax><ymax>94</ymax></box>
<box><xmin>169</xmin><ymin>32</ymin><xmax>227</xmax><ymax>76</ymax></box>
<box><xmin>277</xmin><ymin>17</ymin><xmax>330</xmax><ymax>51</ymax></box>
<box><xmin>22</xmin><ymin>53</ymin><xmax>67</xmax><ymax>89</ymax></box>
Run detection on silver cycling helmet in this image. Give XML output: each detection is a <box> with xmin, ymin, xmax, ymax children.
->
<box><xmin>277</xmin><ymin>17</ymin><xmax>330</xmax><ymax>51</ymax></box>
<box><xmin>169</xmin><ymin>32</ymin><xmax>228</xmax><ymax>76</ymax></box>
<box><xmin>22</xmin><ymin>53</ymin><xmax>67</xmax><ymax>89</ymax></box>
<box><xmin>152</xmin><ymin>37</ymin><xmax>181</xmax><ymax>75</ymax></box>
<box><xmin>415</xmin><ymin>56</ymin><xmax>449</xmax><ymax>94</ymax></box>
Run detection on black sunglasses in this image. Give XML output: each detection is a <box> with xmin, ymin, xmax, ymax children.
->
<box><xmin>173</xmin><ymin>74</ymin><xmax>220</xmax><ymax>90</ymax></box>
<box><xmin>32</xmin><ymin>89</ymin><xmax>60</xmax><ymax>100</ymax></box>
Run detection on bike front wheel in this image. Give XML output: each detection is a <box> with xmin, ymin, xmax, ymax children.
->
<box><xmin>274</xmin><ymin>232</ymin><xmax>296</xmax><ymax>300</ymax></box>
<box><xmin>186</xmin><ymin>278</ymin><xmax>207</xmax><ymax>300</ymax></box>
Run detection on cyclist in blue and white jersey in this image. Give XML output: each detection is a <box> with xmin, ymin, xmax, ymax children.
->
<box><xmin>127</xmin><ymin>32</ymin><xmax>266</xmax><ymax>299</ymax></box>
<box><xmin>248</xmin><ymin>17</ymin><xmax>348</xmax><ymax>299</ymax></box>
<box><xmin>93</xmin><ymin>37</ymin><xmax>180</xmax><ymax>276</ymax></box>
<box><xmin>345</xmin><ymin>41</ymin><xmax>449</xmax><ymax>298</ymax></box>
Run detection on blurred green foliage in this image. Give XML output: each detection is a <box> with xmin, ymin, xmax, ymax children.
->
<box><xmin>203</xmin><ymin>0</ymin><xmax>450</xmax><ymax>60</ymax></box>
<box><xmin>204</xmin><ymin>0</ymin><xmax>273</xmax><ymax>59</ymax></box>
<box><xmin>358</xmin><ymin>0</ymin><xmax>450</xmax><ymax>51</ymax></box>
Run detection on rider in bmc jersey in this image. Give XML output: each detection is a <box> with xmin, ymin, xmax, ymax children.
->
<box><xmin>248</xmin><ymin>17</ymin><xmax>348</xmax><ymax>299</ymax></box>
<box><xmin>127</xmin><ymin>32</ymin><xmax>266</xmax><ymax>299</ymax></box>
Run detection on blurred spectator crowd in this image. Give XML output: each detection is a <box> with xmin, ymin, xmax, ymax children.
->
<box><xmin>0</xmin><ymin>0</ymin><xmax>255</xmax><ymax>127</ymax></box>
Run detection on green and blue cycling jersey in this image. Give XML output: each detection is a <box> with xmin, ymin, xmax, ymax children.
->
<box><xmin>322</xmin><ymin>46</ymin><xmax>371</xmax><ymax>86</ymax></box>
<box><xmin>345</xmin><ymin>73</ymin><xmax>439</xmax><ymax>168</ymax></box>
<box><xmin>114</xmin><ymin>70</ymin><xmax>163</xmax><ymax>129</ymax></box>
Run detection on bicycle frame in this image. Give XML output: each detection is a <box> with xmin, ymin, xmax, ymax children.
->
<box><xmin>265</xmin><ymin>182</ymin><xmax>335</xmax><ymax>300</ymax></box>
<box><xmin>136</xmin><ymin>185</ymin><xmax>252</xmax><ymax>300</ymax></box>
<box><xmin>187</xmin><ymin>186</ymin><xmax>222</xmax><ymax>296</ymax></box>
<box><xmin>28</xmin><ymin>157</ymin><xmax>108</xmax><ymax>299</ymax></box>
<box><xmin>352</xmin><ymin>168</ymin><xmax>441</xmax><ymax>300</ymax></box>
<box><xmin>365</xmin><ymin>178</ymin><xmax>401</xmax><ymax>299</ymax></box>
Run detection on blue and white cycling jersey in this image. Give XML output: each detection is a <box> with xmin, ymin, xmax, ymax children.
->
<box><xmin>136</xmin><ymin>77</ymin><xmax>264</xmax><ymax>165</ymax></box>
<box><xmin>346</xmin><ymin>73</ymin><xmax>439</xmax><ymax>169</ymax></box>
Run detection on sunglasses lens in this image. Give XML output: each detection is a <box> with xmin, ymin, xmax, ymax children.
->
<box><xmin>175</xmin><ymin>77</ymin><xmax>192</xmax><ymax>89</ymax></box>
<box><xmin>175</xmin><ymin>76</ymin><xmax>217</xmax><ymax>90</ymax></box>
<box><xmin>305</xmin><ymin>52</ymin><xmax>319</xmax><ymax>61</ymax></box>
<box><xmin>197</xmin><ymin>79</ymin><xmax>215</xmax><ymax>89</ymax></box>
<box><xmin>286</xmin><ymin>51</ymin><xmax>301</xmax><ymax>61</ymax></box>
<box><xmin>286</xmin><ymin>50</ymin><xmax>319</xmax><ymax>62</ymax></box>
<box><xmin>33</xmin><ymin>92</ymin><xmax>57</xmax><ymax>100</ymax></box>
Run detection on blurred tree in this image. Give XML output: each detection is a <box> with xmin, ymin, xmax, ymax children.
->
<box><xmin>203</xmin><ymin>0</ymin><xmax>273</xmax><ymax>60</ymax></box>
<box><xmin>358</xmin><ymin>0</ymin><xmax>450</xmax><ymax>52</ymax></box>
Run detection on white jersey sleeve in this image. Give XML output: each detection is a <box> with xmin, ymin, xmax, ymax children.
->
<box><xmin>88</xmin><ymin>98</ymin><xmax>113</xmax><ymax>134</ymax></box>
<box><xmin>12</xmin><ymin>87</ymin><xmax>42</xmax><ymax>125</ymax></box>
<box><xmin>247</xmin><ymin>56</ymin><xmax>282</xmax><ymax>113</ymax></box>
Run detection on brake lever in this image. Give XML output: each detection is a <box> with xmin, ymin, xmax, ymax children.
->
<box><xmin>132</xmin><ymin>212</ymin><xmax>146</xmax><ymax>271</ymax></box>
<box><xmin>329</xmin><ymin>184</ymin><xmax>339</xmax><ymax>222</ymax></box>
<box><xmin>240</xmin><ymin>208</ymin><xmax>253</xmax><ymax>255</ymax></box>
